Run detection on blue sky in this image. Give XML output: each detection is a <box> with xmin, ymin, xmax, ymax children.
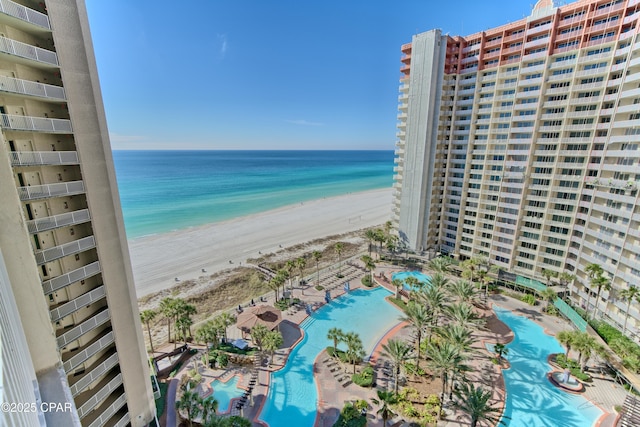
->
<box><xmin>86</xmin><ymin>1</ymin><xmax>542</xmax><ymax>150</ymax></box>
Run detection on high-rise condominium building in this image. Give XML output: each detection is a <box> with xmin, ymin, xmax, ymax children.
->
<box><xmin>393</xmin><ymin>0</ymin><xmax>640</xmax><ymax>336</ymax></box>
<box><xmin>0</xmin><ymin>1</ymin><xmax>157</xmax><ymax>426</ymax></box>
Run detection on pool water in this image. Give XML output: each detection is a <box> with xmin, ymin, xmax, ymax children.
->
<box><xmin>391</xmin><ymin>271</ymin><xmax>431</xmax><ymax>290</ymax></box>
<box><xmin>494</xmin><ymin>306</ymin><xmax>603</xmax><ymax>427</ymax></box>
<box><xmin>258</xmin><ymin>287</ymin><xmax>402</xmax><ymax>427</ymax></box>
<box><xmin>208</xmin><ymin>375</ymin><xmax>243</xmax><ymax>413</ymax></box>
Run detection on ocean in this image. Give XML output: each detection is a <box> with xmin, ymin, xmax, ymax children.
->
<box><xmin>112</xmin><ymin>150</ymin><xmax>394</xmax><ymax>239</ymax></box>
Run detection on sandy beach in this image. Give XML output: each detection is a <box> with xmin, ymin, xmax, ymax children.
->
<box><xmin>129</xmin><ymin>188</ymin><xmax>392</xmax><ymax>296</ymax></box>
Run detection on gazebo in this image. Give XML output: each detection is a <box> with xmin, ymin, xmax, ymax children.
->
<box><xmin>236</xmin><ymin>305</ymin><xmax>282</xmax><ymax>335</ymax></box>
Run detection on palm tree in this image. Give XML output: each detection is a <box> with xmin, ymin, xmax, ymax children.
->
<box><xmin>373</xmin><ymin>228</ymin><xmax>386</xmax><ymax>258</ymax></box>
<box><xmin>216</xmin><ymin>312</ymin><xmax>236</xmax><ymax>343</ymax></box>
<box><xmin>312</xmin><ymin>250</ymin><xmax>322</xmax><ymax>287</ymax></box>
<box><xmin>327</xmin><ymin>327</ymin><xmax>344</xmax><ymax>354</ymax></box>
<box><xmin>437</xmin><ymin>323</ymin><xmax>474</xmax><ymax>354</ymax></box>
<box><xmin>360</xmin><ymin>254</ymin><xmax>376</xmax><ymax>285</ymax></box>
<box><xmin>267</xmin><ymin>276</ymin><xmax>280</xmax><ymax>301</ymax></box>
<box><xmin>176</xmin><ymin>389</ymin><xmax>202</xmax><ymax>427</ymax></box>
<box><xmin>428</xmin><ymin>256</ymin><xmax>453</xmax><ymax>274</ymax></box>
<box><xmin>573</xmin><ymin>332</ymin><xmax>606</xmax><ymax>372</ymax></box>
<box><xmin>426</xmin><ymin>341</ymin><xmax>467</xmax><ymax>402</ymax></box>
<box><xmin>371</xmin><ymin>389</ymin><xmax>397</xmax><ymax>426</ymax></box>
<box><xmin>344</xmin><ymin>332</ymin><xmax>366</xmax><ymax>374</ymax></box>
<box><xmin>493</xmin><ymin>343</ymin><xmax>509</xmax><ymax>363</ymax></box>
<box><xmin>334</xmin><ymin>242</ymin><xmax>344</xmax><ymax>276</ymax></box>
<box><xmin>285</xmin><ymin>260</ymin><xmax>296</xmax><ymax>292</ymax></box>
<box><xmin>295</xmin><ymin>257</ymin><xmax>307</xmax><ymax>287</ymax></box>
<box><xmin>365</xmin><ymin>229</ymin><xmax>377</xmax><ymax>256</ymax></box>
<box><xmin>559</xmin><ymin>272</ymin><xmax>577</xmax><ymax>295</ymax></box>
<box><xmin>392</xmin><ymin>278</ymin><xmax>404</xmax><ymax>299</ymax></box>
<box><xmin>250</xmin><ymin>324</ymin><xmax>269</xmax><ymax>351</ymax></box>
<box><xmin>400</xmin><ymin>302</ymin><xmax>431</xmax><ymax>368</ymax></box>
<box><xmin>585</xmin><ymin>263</ymin><xmax>604</xmax><ymax>315</ymax></box>
<box><xmin>200</xmin><ymin>398</ymin><xmax>219</xmax><ymax>425</ymax></box>
<box><xmin>196</xmin><ymin>320</ymin><xmax>221</xmax><ymax>351</ymax></box>
<box><xmin>592</xmin><ymin>274</ymin><xmax>611</xmax><ymax>319</ymax></box>
<box><xmin>556</xmin><ymin>330</ymin><xmax>576</xmax><ymax>358</ymax></box>
<box><xmin>381</xmin><ymin>338</ymin><xmax>413</xmax><ymax>394</ymax></box>
<box><xmin>620</xmin><ymin>285</ymin><xmax>640</xmax><ymax>335</ymax></box>
<box><xmin>418</xmin><ymin>285</ymin><xmax>449</xmax><ymax>330</ymax></box>
<box><xmin>453</xmin><ymin>382</ymin><xmax>505</xmax><ymax>427</ymax></box>
<box><xmin>540</xmin><ymin>287</ymin><xmax>557</xmax><ymax>312</ymax></box>
<box><xmin>541</xmin><ymin>268</ymin><xmax>558</xmax><ymax>286</ymax></box>
<box><xmin>159</xmin><ymin>297</ymin><xmax>177</xmax><ymax>343</ymax></box>
<box><xmin>461</xmin><ymin>258</ymin><xmax>481</xmax><ymax>284</ymax></box>
<box><xmin>446</xmin><ymin>302</ymin><xmax>483</xmax><ymax>329</ymax></box>
<box><xmin>448</xmin><ymin>280</ymin><xmax>479</xmax><ymax>304</ymax></box>
<box><xmin>428</xmin><ymin>272</ymin><xmax>449</xmax><ymax>291</ymax></box>
<box><xmin>263</xmin><ymin>330</ymin><xmax>284</xmax><ymax>366</ymax></box>
<box><xmin>176</xmin><ymin>315</ymin><xmax>193</xmax><ymax>347</ymax></box>
<box><xmin>140</xmin><ymin>309</ymin><xmax>157</xmax><ymax>354</ymax></box>
<box><xmin>403</xmin><ymin>276</ymin><xmax>420</xmax><ymax>296</ymax></box>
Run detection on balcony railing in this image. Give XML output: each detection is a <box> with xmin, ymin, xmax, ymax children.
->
<box><xmin>42</xmin><ymin>261</ymin><xmax>101</xmax><ymax>294</ymax></box>
<box><xmin>78</xmin><ymin>373</ymin><xmax>123</xmax><ymax>419</ymax></box>
<box><xmin>0</xmin><ymin>0</ymin><xmax>50</xmax><ymax>29</ymax></box>
<box><xmin>35</xmin><ymin>235</ymin><xmax>95</xmax><ymax>265</ymax></box>
<box><xmin>18</xmin><ymin>180</ymin><xmax>84</xmax><ymax>201</ymax></box>
<box><xmin>0</xmin><ymin>35</ymin><xmax>57</xmax><ymax>65</ymax></box>
<box><xmin>0</xmin><ymin>75</ymin><xmax>64</xmax><ymax>100</ymax></box>
<box><xmin>26</xmin><ymin>209</ymin><xmax>90</xmax><ymax>234</ymax></box>
<box><xmin>63</xmin><ymin>331</ymin><xmax>114</xmax><ymax>373</ymax></box>
<box><xmin>70</xmin><ymin>352</ymin><xmax>119</xmax><ymax>397</ymax></box>
<box><xmin>585</xmin><ymin>177</ymin><xmax>638</xmax><ymax>190</ymax></box>
<box><xmin>50</xmin><ymin>285</ymin><xmax>105</xmax><ymax>322</ymax></box>
<box><xmin>57</xmin><ymin>308</ymin><xmax>110</xmax><ymax>348</ymax></box>
<box><xmin>10</xmin><ymin>150</ymin><xmax>77</xmax><ymax>166</ymax></box>
<box><xmin>87</xmin><ymin>392</ymin><xmax>128</xmax><ymax>427</ymax></box>
<box><xmin>113</xmin><ymin>412</ymin><xmax>130</xmax><ymax>427</ymax></box>
<box><xmin>1</xmin><ymin>113</ymin><xmax>72</xmax><ymax>132</ymax></box>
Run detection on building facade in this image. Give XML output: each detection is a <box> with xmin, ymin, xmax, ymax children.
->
<box><xmin>0</xmin><ymin>1</ymin><xmax>157</xmax><ymax>426</ymax></box>
<box><xmin>394</xmin><ymin>0</ymin><xmax>640</xmax><ymax>336</ymax></box>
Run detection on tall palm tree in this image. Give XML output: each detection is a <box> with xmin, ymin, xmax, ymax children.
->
<box><xmin>592</xmin><ymin>274</ymin><xmax>611</xmax><ymax>319</ymax></box>
<box><xmin>426</xmin><ymin>341</ymin><xmax>467</xmax><ymax>402</ymax></box>
<box><xmin>428</xmin><ymin>256</ymin><xmax>453</xmax><ymax>274</ymax></box>
<box><xmin>400</xmin><ymin>302</ymin><xmax>431</xmax><ymax>368</ymax></box>
<box><xmin>373</xmin><ymin>228</ymin><xmax>386</xmax><ymax>258</ymax></box>
<box><xmin>436</xmin><ymin>323</ymin><xmax>474</xmax><ymax>355</ymax></box>
<box><xmin>159</xmin><ymin>297</ymin><xmax>177</xmax><ymax>344</ymax></box>
<box><xmin>403</xmin><ymin>276</ymin><xmax>420</xmax><ymax>296</ymax></box>
<box><xmin>559</xmin><ymin>272</ymin><xmax>577</xmax><ymax>295</ymax></box>
<box><xmin>200</xmin><ymin>398</ymin><xmax>219</xmax><ymax>425</ymax></box>
<box><xmin>312</xmin><ymin>250</ymin><xmax>322</xmax><ymax>287</ymax></box>
<box><xmin>295</xmin><ymin>257</ymin><xmax>307</xmax><ymax>287</ymax></box>
<box><xmin>140</xmin><ymin>309</ymin><xmax>157</xmax><ymax>354</ymax></box>
<box><xmin>285</xmin><ymin>260</ymin><xmax>296</xmax><ymax>292</ymax></box>
<box><xmin>365</xmin><ymin>229</ymin><xmax>377</xmax><ymax>256</ymax></box>
<box><xmin>418</xmin><ymin>285</ymin><xmax>449</xmax><ymax>330</ymax></box>
<box><xmin>276</xmin><ymin>269</ymin><xmax>289</xmax><ymax>300</ymax></box>
<box><xmin>216</xmin><ymin>312</ymin><xmax>236</xmax><ymax>343</ymax></box>
<box><xmin>381</xmin><ymin>338</ymin><xmax>413</xmax><ymax>394</ymax></box>
<box><xmin>573</xmin><ymin>332</ymin><xmax>607</xmax><ymax>372</ymax></box>
<box><xmin>371</xmin><ymin>389</ymin><xmax>397</xmax><ymax>426</ymax></box>
<box><xmin>176</xmin><ymin>389</ymin><xmax>202</xmax><ymax>427</ymax></box>
<box><xmin>453</xmin><ymin>382</ymin><xmax>506</xmax><ymax>427</ymax></box>
<box><xmin>360</xmin><ymin>254</ymin><xmax>376</xmax><ymax>285</ymax></box>
<box><xmin>428</xmin><ymin>272</ymin><xmax>449</xmax><ymax>291</ymax></box>
<box><xmin>585</xmin><ymin>263</ymin><xmax>604</xmax><ymax>315</ymax></box>
<box><xmin>461</xmin><ymin>258</ymin><xmax>481</xmax><ymax>284</ymax></box>
<box><xmin>263</xmin><ymin>330</ymin><xmax>284</xmax><ymax>366</ymax></box>
<box><xmin>541</xmin><ymin>268</ymin><xmax>559</xmax><ymax>286</ymax></box>
<box><xmin>447</xmin><ymin>280</ymin><xmax>479</xmax><ymax>304</ymax></box>
<box><xmin>344</xmin><ymin>332</ymin><xmax>366</xmax><ymax>374</ymax></box>
<box><xmin>446</xmin><ymin>302</ymin><xmax>483</xmax><ymax>329</ymax></box>
<box><xmin>176</xmin><ymin>315</ymin><xmax>193</xmax><ymax>347</ymax></box>
<box><xmin>327</xmin><ymin>327</ymin><xmax>345</xmax><ymax>353</ymax></box>
<box><xmin>196</xmin><ymin>320</ymin><xmax>221</xmax><ymax>351</ymax></box>
<box><xmin>620</xmin><ymin>285</ymin><xmax>640</xmax><ymax>335</ymax></box>
<box><xmin>556</xmin><ymin>330</ymin><xmax>576</xmax><ymax>358</ymax></box>
<box><xmin>267</xmin><ymin>277</ymin><xmax>280</xmax><ymax>301</ymax></box>
<box><xmin>250</xmin><ymin>324</ymin><xmax>269</xmax><ymax>351</ymax></box>
<box><xmin>392</xmin><ymin>278</ymin><xmax>404</xmax><ymax>299</ymax></box>
<box><xmin>334</xmin><ymin>242</ymin><xmax>344</xmax><ymax>276</ymax></box>
<box><xmin>540</xmin><ymin>287</ymin><xmax>557</xmax><ymax>312</ymax></box>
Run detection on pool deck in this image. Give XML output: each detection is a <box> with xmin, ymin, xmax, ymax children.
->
<box><xmin>165</xmin><ymin>261</ymin><xmax>630</xmax><ymax>427</ymax></box>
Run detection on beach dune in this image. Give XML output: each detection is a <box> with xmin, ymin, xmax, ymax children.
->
<box><xmin>129</xmin><ymin>188</ymin><xmax>392</xmax><ymax>296</ymax></box>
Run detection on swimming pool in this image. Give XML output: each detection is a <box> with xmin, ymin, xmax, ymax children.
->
<box><xmin>392</xmin><ymin>271</ymin><xmax>431</xmax><ymax>290</ymax></box>
<box><xmin>208</xmin><ymin>375</ymin><xmax>243</xmax><ymax>413</ymax></box>
<box><xmin>494</xmin><ymin>306</ymin><xmax>603</xmax><ymax>427</ymax></box>
<box><xmin>258</xmin><ymin>287</ymin><xmax>402</xmax><ymax>427</ymax></box>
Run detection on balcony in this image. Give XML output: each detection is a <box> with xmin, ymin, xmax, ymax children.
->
<box><xmin>0</xmin><ymin>0</ymin><xmax>50</xmax><ymax>30</ymax></box>
<box><xmin>42</xmin><ymin>261</ymin><xmax>101</xmax><ymax>294</ymax></box>
<box><xmin>86</xmin><ymin>391</ymin><xmax>127</xmax><ymax>427</ymax></box>
<box><xmin>0</xmin><ymin>35</ymin><xmax>57</xmax><ymax>66</ymax></box>
<box><xmin>18</xmin><ymin>180</ymin><xmax>84</xmax><ymax>201</ymax></box>
<box><xmin>50</xmin><ymin>285</ymin><xmax>106</xmax><ymax>322</ymax></box>
<box><xmin>0</xmin><ymin>113</ymin><xmax>72</xmax><ymax>133</ymax></box>
<box><xmin>10</xmin><ymin>150</ymin><xmax>77</xmax><ymax>166</ymax></box>
<box><xmin>26</xmin><ymin>209</ymin><xmax>90</xmax><ymax>234</ymax></box>
<box><xmin>62</xmin><ymin>330</ymin><xmax>114</xmax><ymax>373</ymax></box>
<box><xmin>77</xmin><ymin>373</ymin><xmax>123</xmax><ymax>419</ymax></box>
<box><xmin>35</xmin><ymin>235</ymin><xmax>95</xmax><ymax>266</ymax></box>
<box><xmin>56</xmin><ymin>307</ymin><xmax>110</xmax><ymax>348</ymax></box>
<box><xmin>0</xmin><ymin>75</ymin><xmax>64</xmax><ymax>100</ymax></box>
<box><xmin>69</xmin><ymin>351</ymin><xmax>119</xmax><ymax>397</ymax></box>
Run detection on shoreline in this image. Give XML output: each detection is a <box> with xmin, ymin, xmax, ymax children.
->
<box><xmin>129</xmin><ymin>187</ymin><xmax>392</xmax><ymax>297</ymax></box>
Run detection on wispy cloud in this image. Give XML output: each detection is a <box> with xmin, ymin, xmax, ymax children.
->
<box><xmin>217</xmin><ymin>34</ymin><xmax>228</xmax><ymax>58</ymax></box>
<box><xmin>285</xmin><ymin>119</ymin><xmax>325</xmax><ymax>126</ymax></box>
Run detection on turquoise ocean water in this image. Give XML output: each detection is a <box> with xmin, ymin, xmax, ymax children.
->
<box><xmin>113</xmin><ymin>150</ymin><xmax>394</xmax><ymax>239</ymax></box>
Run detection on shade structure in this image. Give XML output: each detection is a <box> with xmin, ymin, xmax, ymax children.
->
<box><xmin>232</xmin><ymin>338</ymin><xmax>249</xmax><ymax>350</ymax></box>
<box><xmin>236</xmin><ymin>305</ymin><xmax>282</xmax><ymax>332</ymax></box>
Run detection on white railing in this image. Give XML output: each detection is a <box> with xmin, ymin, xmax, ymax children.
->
<box><xmin>35</xmin><ymin>235</ymin><xmax>95</xmax><ymax>265</ymax></box>
<box><xmin>10</xmin><ymin>150</ymin><xmax>77</xmax><ymax>166</ymax></box>
<box><xmin>27</xmin><ymin>209</ymin><xmax>90</xmax><ymax>234</ymax></box>
<box><xmin>0</xmin><ymin>75</ymin><xmax>64</xmax><ymax>99</ymax></box>
<box><xmin>18</xmin><ymin>180</ymin><xmax>84</xmax><ymax>201</ymax></box>
<box><xmin>87</xmin><ymin>392</ymin><xmax>127</xmax><ymax>427</ymax></box>
<box><xmin>57</xmin><ymin>308</ymin><xmax>110</xmax><ymax>348</ymax></box>
<box><xmin>70</xmin><ymin>352</ymin><xmax>119</xmax><ymax>397</ymax></box>
<box><xmin>78</xmin><ymin>373</ymin><xmax>123</xmax><ymax>419</ymax></box>
<box><xmin>50</xmin><ymin>285</ymin><xmax>105</xmax><ymax>322</ymax></box>
<box><xmin>63</xmin><ymin>331</ymin><xmax>114</xmax><ymax>373</ymax></box>
<box><xmin>42</xmin><ymin>261</ymin><xmax>101</xmax><ymax>294</ymax></box>
<box><xmin>113</xmin><ymin>412</ymin><xmax>130</xmax><ymax>427</ymax></box>
<box><xmin>1</xmin><ymin>113</ymin><xmax>71</xmax><ymax>132</ymax></box>
<box><xmin>0</xmin><ymin>36</ymin><xmax>56</xmax><ymax>65</ymax></box>
<box><xmin>0</xmin><ymin>0</ymin><xmax>50</xmax><ymax>29</ymax></box>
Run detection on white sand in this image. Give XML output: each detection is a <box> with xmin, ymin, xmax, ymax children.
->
<box><xmin>129</xmin><ymin>188</ymin><xmax>393</xmax><ymax>296</ymax></box>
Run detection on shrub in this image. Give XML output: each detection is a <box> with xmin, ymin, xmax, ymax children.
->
<box><xmin>352</xmin><ymin>366</ymin><xmax>374</xmax><ymax>388</ymax></box>
<box><xmin>521</xmin><ymin>294</ymin><xmax>537</xmax><ymax>306</ymax></box>
<box><xmin>361</xmin><ymin>275</ymin><xmax>373</xmax><ymax>287</ymax></box>
<box><xmin>333</xmin><ymin>402</ymin><xmax>367</xmax><ymax>427</ymax></box>
<box><xmin>216</xmin><ymin>352</ymin><xmax>228</xmax><ymax>368</ymax></box>
<box><xmin>545</xmin><ymin>305</ymin><xmax>559</xmax><ymax>316</ymax></box>
<box><xmin>315</xmin><ymin>285</ymin><xmax>325</xmax><ymax>291</ymax></box>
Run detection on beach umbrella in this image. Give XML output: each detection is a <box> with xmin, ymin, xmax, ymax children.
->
<box><xmin>236</xmin><ymin>305</ymin><xmax>282</xmax><ymax>332</ymax></box>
